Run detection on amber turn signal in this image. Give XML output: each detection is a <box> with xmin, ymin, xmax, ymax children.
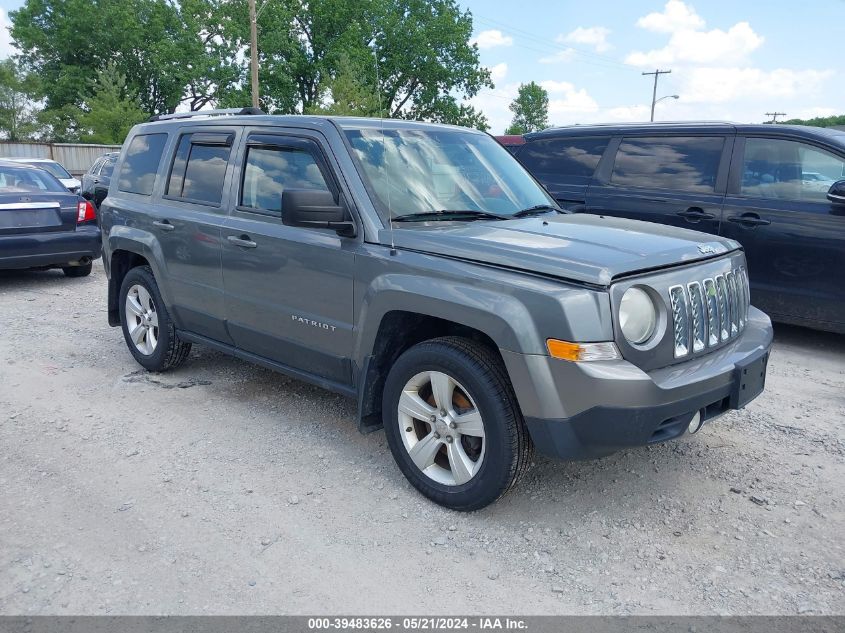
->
<box><xmin>546</xmin><ymin>339</ymin><xmax>621</xmax><ymax>362</ymax></box>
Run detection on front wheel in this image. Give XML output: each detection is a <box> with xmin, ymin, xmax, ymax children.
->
<box><xmin>382</xmin><ymin>337</ymin><xmax>532</xmax><ymax>511</ymax></box>
<box><xmin>118</xmin><ymin>265</ymin><xmax>191</xmax><ymax>372</ymax></box>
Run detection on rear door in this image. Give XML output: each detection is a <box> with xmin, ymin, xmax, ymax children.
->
<box><xmin>721</xmin><ymin>135</ymin><xmax>845</xmax><ymax>329</ymax></box>
<box><xmin>154</xmin><ymin>127</ymin><xmax>237</xmax><ymax>342</ymax></box>
<box><xmin>514</xmin><ymin>135</ymin><xmax>610</xmax><ymax>210</ymax></box>
<box><xmin>221</xmin><ymin>129</ymin><xmax>355</xmax><ymax>388</ymax></box>
<box><xmin>586</xmin><ymin>134</ymin><xmax>732</xmax><ymax>234</ymax></box>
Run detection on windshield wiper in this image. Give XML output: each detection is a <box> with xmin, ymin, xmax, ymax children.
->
<box><xmin>392</xmin><ymin>209</ymin><xmax>509</xmax><ymax>223</ymax></box>
<box><xmin>512</xmin><ymin>204</ymin><xmax>563</xmax><ymax>218</ymax></box>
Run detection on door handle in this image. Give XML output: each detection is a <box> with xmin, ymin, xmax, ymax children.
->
<box><xmin>727</xmin><ymin>214</ymin><xmax>771</xmax><ymax>228</ymax></box>
<box><xmin>676</xmin><ymin>207</ymin><xmax>715</xmax><ymax>221</ymax></box>
<box><xmin>227</xmin><ymin>235</ymin><xmax>258</xmax><ymax>249</ymax></box>
<box><xmin>152</xmin><ymin>220</ymin><xmax>175</xmax><ymax>232</ymax></box>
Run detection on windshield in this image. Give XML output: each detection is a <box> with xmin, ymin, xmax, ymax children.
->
<box><xmin>0</xmin><ymin>165</ymin><xmax>68</xmax><ymax>193</ymax></box>
<box><xmin>343</xmin><ymin>126</ymin><xmax>555</xmax><ymax>221</ymax></box>
<box><xmin>26</xmin><ymin>161</ymin><xmax>72</xmax><ymax>180</ymax></box>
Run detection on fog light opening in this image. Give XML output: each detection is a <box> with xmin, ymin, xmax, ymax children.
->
<box><xmin>687</xmin><ymin>411</ymin><xmax>703</xmax><ymax>434</ymax></box>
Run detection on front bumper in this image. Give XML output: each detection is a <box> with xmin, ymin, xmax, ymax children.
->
<box><xmin>503</xmin><ymin>307</ymin><xmax>773</xmax><ymax>460</ymax></box>
<box><xmin>0</xmin><ymin>225</ymin><xmax>102</xmax><ymax>270</ymax></box>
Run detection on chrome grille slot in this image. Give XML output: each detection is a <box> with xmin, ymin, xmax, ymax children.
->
<box><xmin>715</xmin><ymin>275</ymin><xmax>730</xmax><ymax>341</ymax></box>
<box><xmin>668</xmin><ymin>266</ymin><xmax>749</xmax><ymax>361</ymax></box>
<box><xmin>687</xmin><ymin>282</ymin><xmax>706</xmax><ymax>353</ymax></box>
<box><xmin>668</xmin><ymin>286</ymin><xmax>690</xmax><ymax>358</ymax></box>
<box><xmin>703</xmin><ymin>278</ymin><xmax>719</xmax><ymax>347</ymax></box>
<box><xmin>726</xmin><ymin>271</ymin><xmax>739</xmax><ymax>336</ymax></box>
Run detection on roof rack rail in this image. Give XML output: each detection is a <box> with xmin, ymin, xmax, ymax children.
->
<box><xmin>148</xmin><ymin>107</ymin><xmax>265</xmax><ymax>123</ymax></box>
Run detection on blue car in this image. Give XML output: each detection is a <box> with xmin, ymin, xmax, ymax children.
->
<box><xmin>0</xmin><ymin>160</ymin><xmax>101</xmax><ymax>277</ymax></box>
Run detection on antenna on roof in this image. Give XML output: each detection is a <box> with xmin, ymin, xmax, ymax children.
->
<box><xmin>372</xmin><ymin>36</ymin><xmax>396</xmax><ymax>256</ymax></box>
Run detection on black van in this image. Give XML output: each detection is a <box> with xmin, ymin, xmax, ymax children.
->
<box><xmin>508</xmin><ymin>122</ymin><xmax>845</xmax><ymax>334</ymax></box>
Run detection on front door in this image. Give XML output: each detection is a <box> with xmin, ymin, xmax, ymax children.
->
<box><xmin>721</xmin><ymin>136</ymin><xmax>845</xmax><ymax>329</ymax></box>
<box><xmin>221</xmin><ymin>131</ymin><xmax>355</xmax><ymax>387</ymax></box>
<box><xmin>587</xmin><ymin>135</ymin><xmax>732</xmax><ymax>235</ymax></box>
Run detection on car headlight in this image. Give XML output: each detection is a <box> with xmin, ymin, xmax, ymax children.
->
<box><xmin>619</xmin><ymin>287</ymin><xmax>657</xmax><ymax>344</ymax></box>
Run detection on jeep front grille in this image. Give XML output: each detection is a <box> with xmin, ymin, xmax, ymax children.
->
<box><xmin>669</xmin><ymin>267</ymin><xmax>749</xmax><ymax>358</ymax></box>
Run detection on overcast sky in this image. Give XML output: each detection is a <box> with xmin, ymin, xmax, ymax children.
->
<box><xmin>0</xmin><ymin>0</ymin><xmax>841</xmax><ymax>133</ymax></box>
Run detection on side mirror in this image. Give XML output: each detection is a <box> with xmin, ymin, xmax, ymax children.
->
<box><xmin>827</xmin><ymin>179</ymin><xmax>845</xmax><ymax>206</ymax></box>
<box><xmin>281</xmin><ymin>189</ymin><xmax>355</xmax><ymax>236</ymax></box>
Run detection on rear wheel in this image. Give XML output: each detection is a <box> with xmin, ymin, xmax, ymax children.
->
<box><xmin>62</xmin><ymin>262</ymin><xmax>92</xmax><ymax>277</ymax></box>
<box><xmin>118</xmin><ymin>265</ymin><xmax>191</xmax><ymax>372</ymax></box>
<box><xmin>382</xmin><ymin>337</ymin><xmax>532</xmax><ymax>511</ymax></box>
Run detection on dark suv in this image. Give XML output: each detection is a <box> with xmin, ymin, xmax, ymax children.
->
<box><xmin>81</xmin><ymin>151</ymin><xmax>119</xmax><ymax>210</ymax></box>
<box><xmin>99</xmin><ymin>110</ymin><xmax>772</xmax><ymax>510</ymax></box>
<box><xmin>507</xmin><ymin>123</ymin><xmax>845</xmax><ymax>334</ymax></box>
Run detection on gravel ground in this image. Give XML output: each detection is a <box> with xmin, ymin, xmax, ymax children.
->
<box><xmin>0</xmin><ymin>261</ymin><xmax>843</xmax><ymax>616</ymax></box>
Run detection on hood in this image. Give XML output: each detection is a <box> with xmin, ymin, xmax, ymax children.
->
<box><xmin>382</xmin><ymin>213</ymin><xmax>740</xmax><ymax>286</ymax></box>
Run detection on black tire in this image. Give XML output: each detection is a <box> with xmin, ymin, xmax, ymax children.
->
<box><xmin>118</xmin><ymin>265</ymin><xmax>191</xmax><ymax>372</ymax></box>
<box><xmin>62</xmin><ymin>262</ymin><xmax>93</xmax><ymax>277</ymax></box>
<box><xmin>382</xmin><ymin>336</ymin><xmax>533</xmax><ymax>511</ymax></box>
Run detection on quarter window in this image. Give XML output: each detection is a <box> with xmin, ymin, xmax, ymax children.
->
<box><xmin>118</xmin><ymin>133</ymin><xmax>168</xmax><ymax>195</ymax></box>
<box><xmin>611</xmin><ymin>136</ymin><xmax>724</xmax><ymax>193</ymax></box>
<box><xmin>518</xmin><ymin>137</ymin><xmax>609</xmax><ymax>181</ymax></box>
<box><xmin>167</xmin><ymin>133</ymin><xmax>232</xmax><ymax>205</ymax></box>
<box><xmin>741</xmin><ymin>138</ymin><xmax>845</xmax><ymax>202</ymax></box>
<box><xmin>240</xmin><ymin>144</ymin><xmax>330</xmax><ymax>214</ymax></box>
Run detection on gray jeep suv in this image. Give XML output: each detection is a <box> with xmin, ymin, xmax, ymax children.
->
<box><xmin>100</xmin><ymin>108</ymin><xmax>773</xmax><ymax>510</ymax></box>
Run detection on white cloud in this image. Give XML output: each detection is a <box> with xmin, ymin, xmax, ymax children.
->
<box><xmin>0</xmin><ymin>9</ymin><xmax>16</xmax><ymax>58</ymax></box>
<box><xmin>636</xmin><ymin>0</ymin><xmax>705</xmax><ymax>33</ymax></box>
<box><xmin>473</xmin><ymin>29</ymin><xmax>513</xmax><ymax>50</ymax></box>
<box><xmin>469</xmin><ymin>82</ymin><xmax>520</xmax><ymax>134</ymax></box>
<box><xmin>681</xmin><ymin>67</ymin><xmax>834</xmax><ymax>104</ymax></box>
<box><xmin>489</xmin><ymin>62</ymin><xmax>508</xmax><ymax>83</ymax></box>
<box><xmin>626</xmin><ymin>21</ymin><xmax>763</xmax><ymax>66</ymax></box>
<box><xmin>558</xmin><ymin>26</ymin><xmax>611</xmax><ymax>53</ymax></box>
<box><xmin>538</xmin><ymin>49</ymin><xmax>575</xmax><ymax>64</ymax></box>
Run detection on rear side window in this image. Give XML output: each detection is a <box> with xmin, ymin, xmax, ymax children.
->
<box><xmin>167</xmin><ymin>133</ymin><xmax>233</xmax><ymax>205</ymax></box>
<box><xmin>118</xmin><ymin>133</ymin><xmax>168</xmax><ymax>195</ymax></box>
<box><xmin>518</xmin><ymin>137</ymin><xmax>609</xmax><ymax>181</ymax></box>
<box><xmin>611</xmin><ymin>136</ymin><xmax>724</xmax><ymax>193</ymax></box>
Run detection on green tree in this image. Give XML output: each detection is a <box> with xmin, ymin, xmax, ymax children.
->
<box><xmin>221</xmin><ymin>0</ymin><xmax>492</xmax><ymax>123</ymax></box>
<box><xmin>0</xmin><ymin>57</ymin><xmax>42</xmax><ymax>141</ymax></box>
<box><xmin>505</xmin><ymin>82</ymin><xmax>549</xmax><ymax>134</ymax></box>
<box><xmin>306</xmin><ymin>53</ymin><xmax>384</xmax><ymax>117</ymax></box>
<box><xmin>782</xmin><ymin>114</ymin><xmax>845</xmax><ymax>128</ymax></box>
<box><xmin>77</xmin><ymin>63</ymin><xmax>147</xmax><ymax>144</ymax></box>
<box><xmin>10</xmin><ymin>0</ymin><xmax>241</xmax><ymax>116</ymax></box>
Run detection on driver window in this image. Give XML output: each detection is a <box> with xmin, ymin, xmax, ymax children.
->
<box><xmin>741</xmin><ymin>138</ymin><xmax>845</xmax><ymax>202</ymax></box>
<box><xmin>241</xmin><ymin>145</ymin><xmax>331</xmax><ymax>214</ymax></box>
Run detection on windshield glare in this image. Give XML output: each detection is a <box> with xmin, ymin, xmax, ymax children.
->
<box><xmin>344</xmin><ymin>127</ymin><xmax>554</xmax><ymax>220</ymax></box>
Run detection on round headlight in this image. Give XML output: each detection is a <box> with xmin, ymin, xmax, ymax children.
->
<box><xmin>619</xmin><ymin>287</ymin><xmax>657</xmax><ymax>344</ymax></box>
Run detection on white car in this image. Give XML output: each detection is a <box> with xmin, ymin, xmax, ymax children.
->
<box><xmin>4</xmin><ymin>158</ymin><xmax>81</xmax><ymax>193</ymax></box>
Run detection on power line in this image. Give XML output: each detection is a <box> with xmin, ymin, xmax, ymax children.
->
<box><xmin>765</xmin><ymin>112</ymin><xmax>787</xmax><ymax>124</ymax></box>
<box><xmin>473</xmin><ymin>14</ymin><xmax>635</xmax><ymax>72</ymax></box>
<box><xmin>642</xmin><ymin>69</ymin><xmax>671</xmax><ymax>122</ymax></box>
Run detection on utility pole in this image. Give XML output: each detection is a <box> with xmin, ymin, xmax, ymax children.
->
<box><xmin>643</xmin><ymin>69</ymin><xmax>672</xmax><ymax>122</ymax></box>
<box><xmin>249</xmin><ymin>0</ymin><xmax>259</xmax><ymax>108</ymax></box>
<box><xmin>765</xmin><ymin>112</ymin><xmax>787</xmax><ymax>124</ymax></box>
